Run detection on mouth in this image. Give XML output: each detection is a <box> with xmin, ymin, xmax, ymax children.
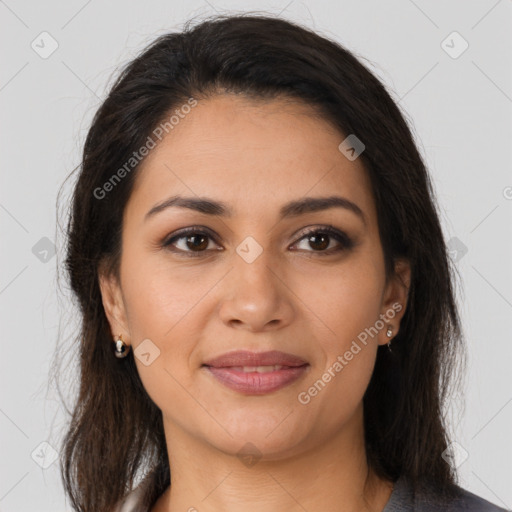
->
<box><xmin>201</xmin><ymin>350</ymin><xmax>310</xmax><ymax>395</ymax></box>
<box><xmin>202</xmin><ymin>349</ymin><xmax>308</xmax><ymax>368</ymax></box>
<box><xmin>216</xmin><ymin>364</ymin><xmax>299</xmax><ymax>372</ymax></box>
<box><xmin>202</xmin><ymin>365</ymin><xmax>310</xmax><ymax>395</ymax></box>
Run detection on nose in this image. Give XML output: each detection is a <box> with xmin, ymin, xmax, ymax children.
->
<box><xmin>218</xmin><ymin>248</ymin><xmax>295</xmax><ymax>332</ymax></box>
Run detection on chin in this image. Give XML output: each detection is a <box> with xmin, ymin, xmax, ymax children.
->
<box><xmin>204</xmin><ymin>412</ymin><xmax>310</xmax><ymax>461</ymax></box>
<box><xmin>212</xmin><ymin>435</ymin><xmax>303</xmax><ymax>464</ymax></box>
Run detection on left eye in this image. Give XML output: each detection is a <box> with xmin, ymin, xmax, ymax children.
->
<box><xmin>162</xmin><ymin>226</ymin><xmax>353</xmax><ymax>257</ymax></box>
<box><xmin>292</xmin><ymin>227</ymin><xmax>351</xmax><ymax>253</ymax></box>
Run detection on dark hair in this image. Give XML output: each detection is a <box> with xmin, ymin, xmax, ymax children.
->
<box><xmin>55</xmin><ymin>12</ymin><xmax>466</xmax><ymax>511</ymax></box>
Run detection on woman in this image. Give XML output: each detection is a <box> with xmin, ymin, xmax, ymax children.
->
<box><xmin>57</xmin><ymin>13</ymin><xmax>507</xmax><ymax>512</ymax></box>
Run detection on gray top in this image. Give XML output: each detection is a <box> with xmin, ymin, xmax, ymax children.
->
<box><xmin>114</xmin><ymin>473</ymin><xmax>509</xmax><ymax>511</ymax></box>
<box><xmin>382</xmin><ymin>473</ymin><xmax>509</xmax><ymax>511</ymax></box>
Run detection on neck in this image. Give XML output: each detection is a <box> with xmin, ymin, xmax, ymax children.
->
<box><xmin>152</xmin><ymin>404</ymin><xmax>393</xmax><ymax>512</ymax></box>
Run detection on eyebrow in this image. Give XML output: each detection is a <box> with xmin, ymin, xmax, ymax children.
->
<box><xmin>145</xmin><ymin>195</ymin><xmax>367</xmax><ymax>225</ymax></box>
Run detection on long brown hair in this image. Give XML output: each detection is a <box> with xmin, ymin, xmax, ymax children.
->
<box><xmin>53</xmin><ymin>13</ymin><xmax>466</xmax><ymax>511</ymax></box>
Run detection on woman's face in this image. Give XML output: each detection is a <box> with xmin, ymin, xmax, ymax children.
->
<box><xmin>100</xmin><ymin>93</ymin><xmax>410</xmax><ymax>461</ymax></box>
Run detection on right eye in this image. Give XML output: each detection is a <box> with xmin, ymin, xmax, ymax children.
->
<box><xmin>161</xmin><ymin>227</ymin><xmax>222</xmax><ymax>257</ymax></box>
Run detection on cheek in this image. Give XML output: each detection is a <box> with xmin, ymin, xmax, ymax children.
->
<box><xmin>298</xmin><ymin>298</ymin><xmax>380</xmax><ymax>426</ymax></box>
<box><xmin>119</xmin><ymin>246</ymin><xmax>212</xmax><ymax>391</ymax></box>
<box><xmin>295</xmin><ymin>257</ymin><xmax>384</xmax><ymax>351</ymax></box>
<box><xmin>120</xmin><ymin>245</ymin><xmax>197</xmax><ymax>337</ymax></box>
<box><xmin>294</xmin><ymin>261</ymin><xmax>383</xmax><ymax>411</ymax></box>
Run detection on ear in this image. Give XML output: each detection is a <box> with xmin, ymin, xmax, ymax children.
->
<box><xmin>378</xmin><ymin>257</ymin><xmax>411</xmax><ymax>346</ymax></box>
<box><xmin>98</xmin><ymin>261</ymin><xmax>131</xmax><ymax>345</ymax></box>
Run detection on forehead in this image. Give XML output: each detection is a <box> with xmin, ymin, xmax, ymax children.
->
<box><xmin>125</xmin><ymin>94</ymin><xmax>377</xmax><ymax>227</ymax></box>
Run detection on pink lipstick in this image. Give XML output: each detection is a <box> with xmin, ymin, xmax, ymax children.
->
<box><xmin>202</xmin><ymin>350</ymin><xmax>310</xmax><ymax>395</ymax></box>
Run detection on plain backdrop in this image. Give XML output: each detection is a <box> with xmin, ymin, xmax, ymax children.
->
<box><xmin>1</xmin><ymin>1</ymin><xmax>511</xmax><ymax>511</ymax></box>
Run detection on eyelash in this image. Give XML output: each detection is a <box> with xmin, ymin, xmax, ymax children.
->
<box><xmin>161</xmin><ymin>225</ymin><xmax>354</xmax><ymax>258</ymax></box>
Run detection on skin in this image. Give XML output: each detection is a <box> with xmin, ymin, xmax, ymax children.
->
<box><xmin>99</xmin><ymin>93</ymin><xmax>411</xmax><ymax>512</ymax></box>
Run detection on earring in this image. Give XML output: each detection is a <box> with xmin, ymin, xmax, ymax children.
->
<box><xmin>114</xmin><ymin>334</ymin><xmax>131</xmax><ymax>358</ymax></box>
<box><xmin>386</xmin><ymin>325</ymin><xmax>393</xmax><ymax>352</ymax></box>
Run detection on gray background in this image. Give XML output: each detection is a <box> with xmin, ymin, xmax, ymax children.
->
<box><xmin>1</xmin><ymin>1</ymin><xmax>511</xmax><ymax>510</ymax></box>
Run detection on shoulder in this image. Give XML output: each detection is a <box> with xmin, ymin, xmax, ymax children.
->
<box><xmin>384</xmin><ymin>474</ymin><xmax>509</xmax><ymax>511</ymax></box>
<box><xmin>441</xmin><ymin>485</ymin><xmax>509</xmax><ymax>512</ymax></box>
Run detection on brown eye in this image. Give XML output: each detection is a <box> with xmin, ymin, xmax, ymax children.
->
<box><xmin>162</xmin><ymin>227</ymin><xmax>220</xmax><ymax>257</ymax></box>
<box><xmin>184</xmin><ymin>234</ymin><xmax>209</xmax><ymax>251</ymax></box>
<box><xmin>292</xmin><ymin>226</ymin><xmax>354</xmax><ymax>254</ymax></box>
<box><xmin>162</xmin><ymin>225</ymin><xmax>354</xmax><ymax>258</ymax></box>
<box><xmin>306</xmin><ymin>232</ymin><xmax>330</xmax><ymax>251</ymax></box>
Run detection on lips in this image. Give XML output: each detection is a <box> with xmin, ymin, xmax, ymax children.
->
<box><xmin>202</xmin><ymin>350</ymin><xmax>310</xmax><ymax>395</ymax></box>
<box><xmin>202</xmin><ymin>350</ymin><xmax>308</xmax><ymax>368</ymax></box>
